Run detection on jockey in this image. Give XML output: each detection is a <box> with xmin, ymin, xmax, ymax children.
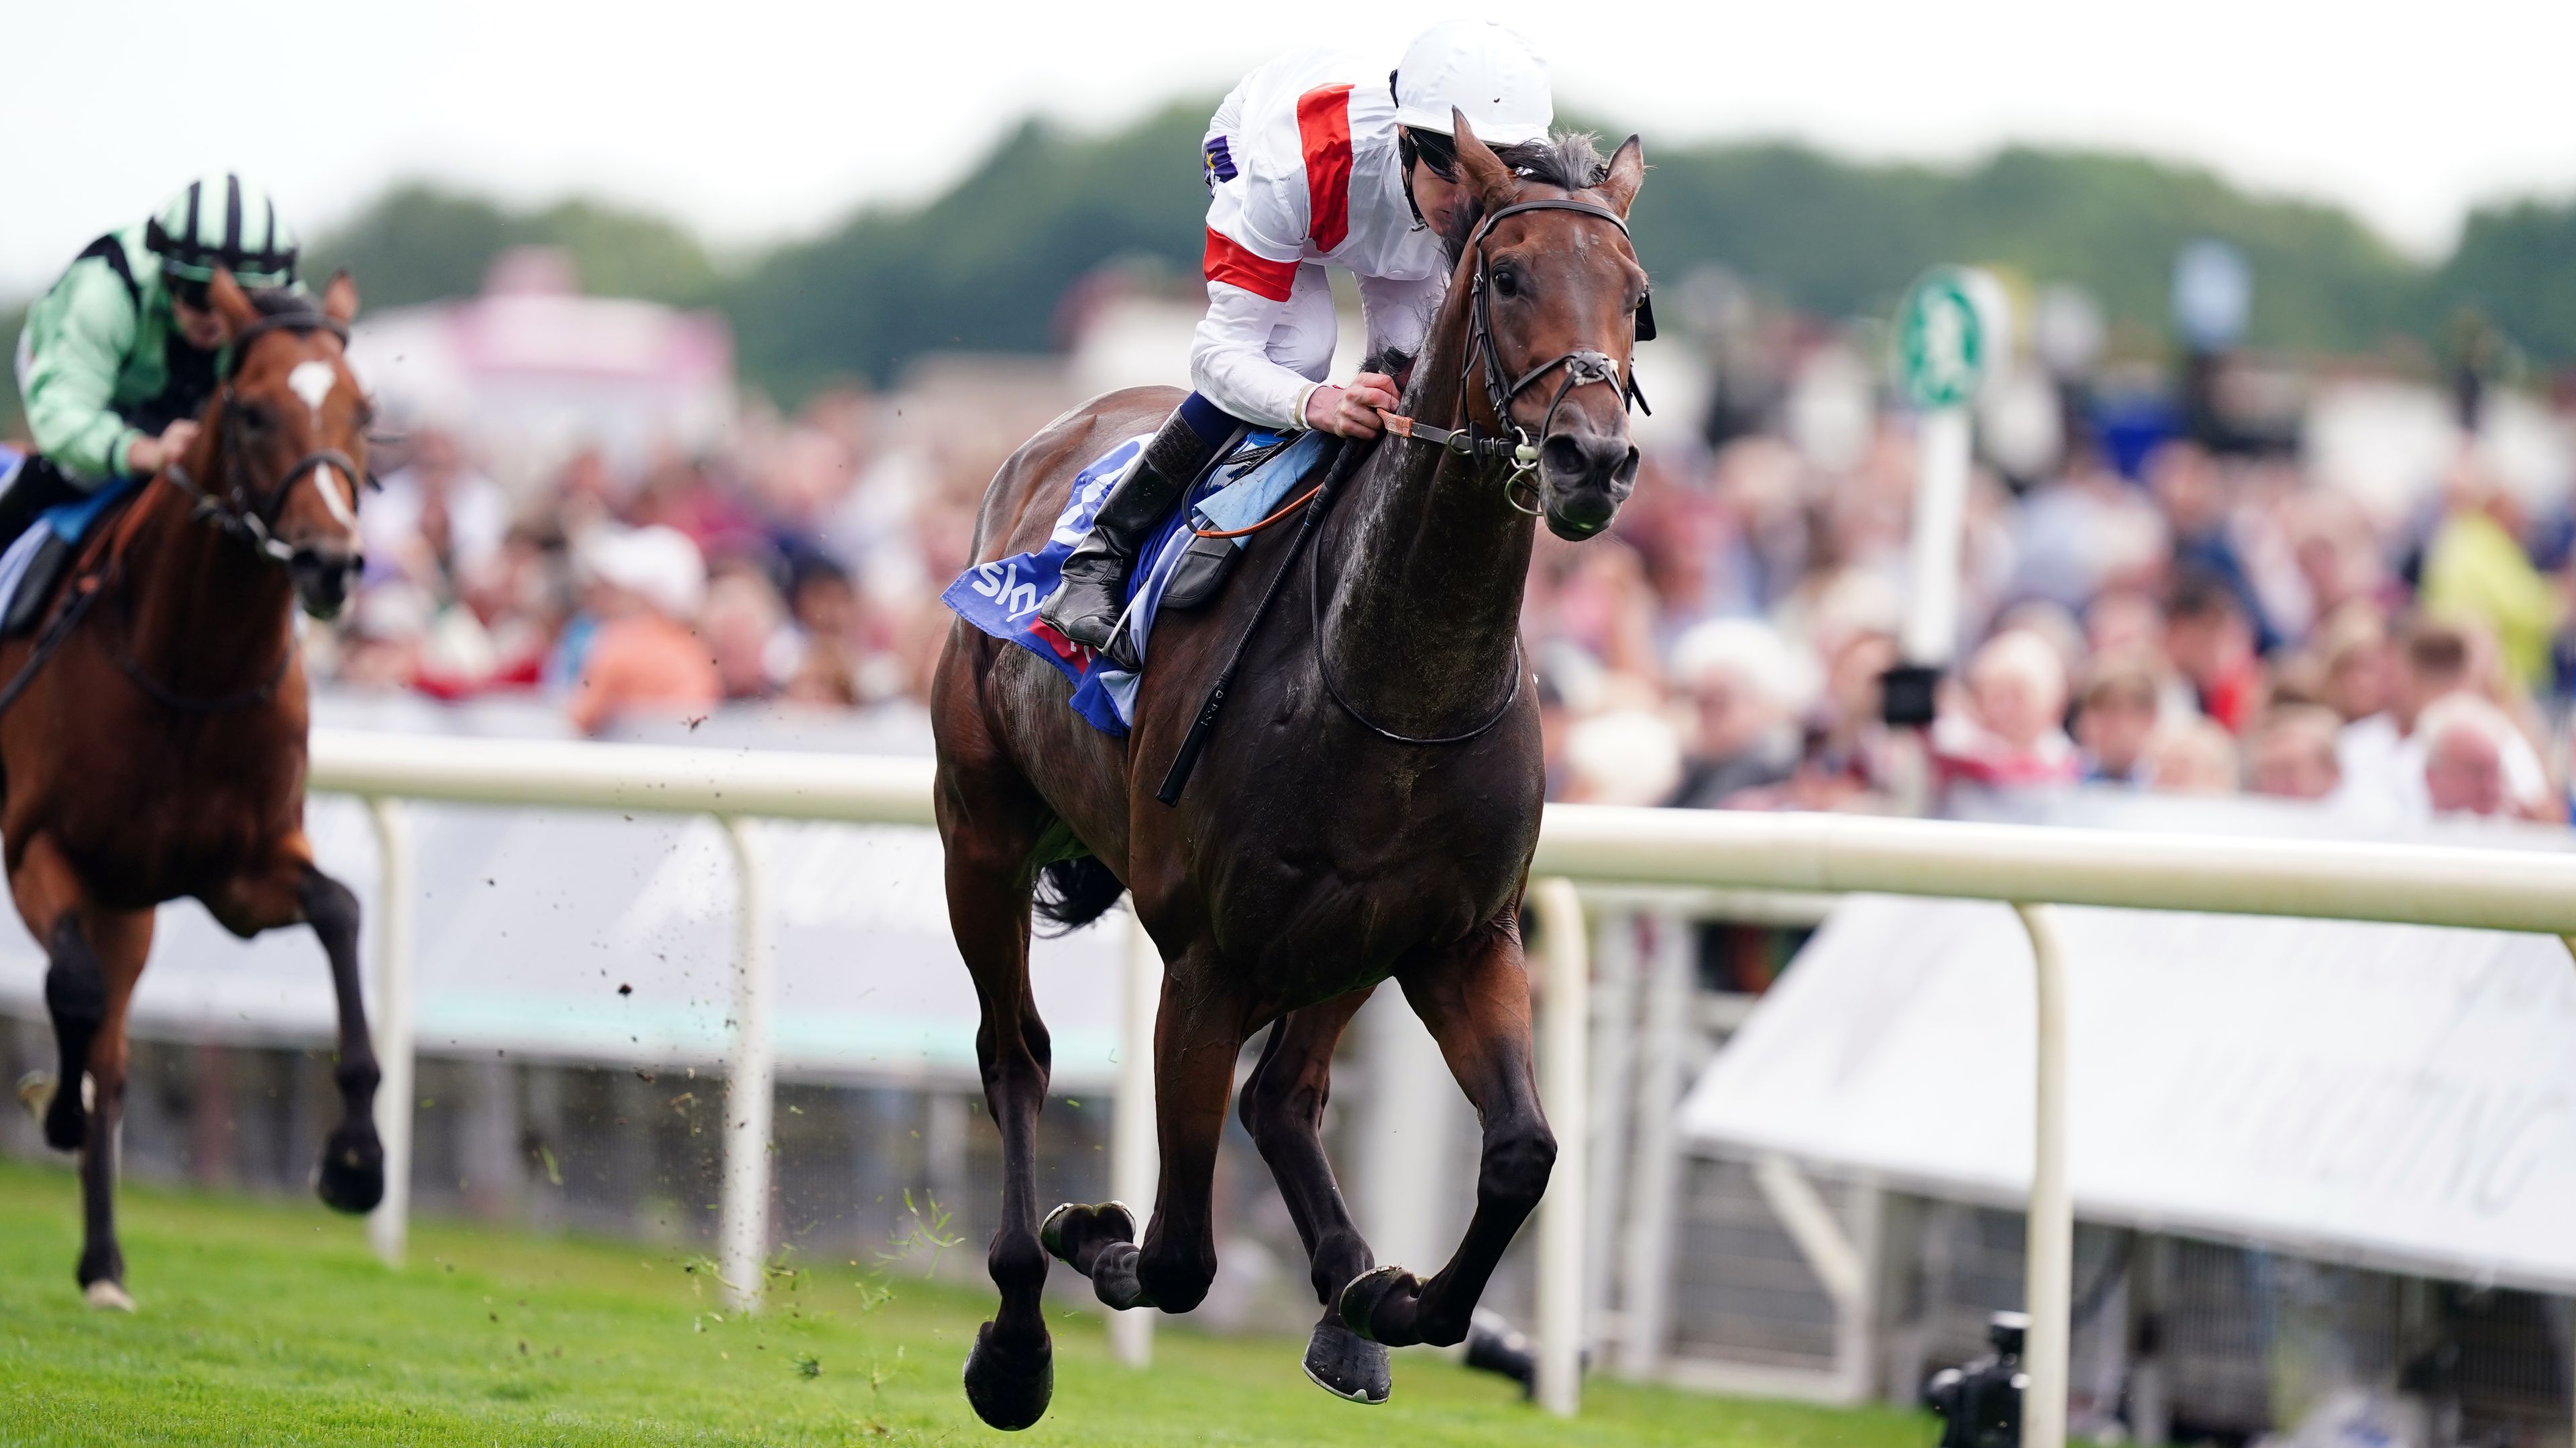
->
<box><xmin>5</xmin><ymin>173</ymin><xmax>301</xmax><ymax>547</ymax></box>
<box><xmin>1040</xmin><ymin>20</ymin><xmax>1554</xmax><ymax>662</ymax></box>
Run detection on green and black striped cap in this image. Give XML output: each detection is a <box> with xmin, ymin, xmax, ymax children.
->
<box><xmin>145</xmin><ymin>172</ymin><xmax>297</xmax><ymax>288</ymax></box>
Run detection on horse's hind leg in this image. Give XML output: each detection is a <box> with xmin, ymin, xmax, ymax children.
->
<box><xmin>12</xmin><ymin>834</ymin><xmax>150</xmax><ymax>1306</ymax></box>
<box><xmin>939</xmin><ymin>765</ymin><xmax>1061</xmax><ymax>1431</ymax></box>
<box><xmin>1340</xmin><ymin>921</ymin><xmax>1554</xmax><ymax>1349</ymax></box>
<box><xmin>203</xmin><ymin>844</ymin><xmax>383</xmax><ymax>1214</ymax></box>
<box><xmin>1240</xmin><ymin>993</ymin><xmax>1391</xmax><ymax>1404</ymax></box>
<box><xmin>70</xmin><ymin>907</ymin><xmax>149</xmax><ymax>1308</ymax></box>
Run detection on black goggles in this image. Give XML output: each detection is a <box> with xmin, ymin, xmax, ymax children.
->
<box><xmin>1401</xmin><ymin>129</ymin><xmax>1460</xmax><ymax>182</ymax></box>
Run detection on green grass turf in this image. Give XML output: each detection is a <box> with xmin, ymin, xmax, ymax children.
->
<box><xmin>0</xmin><ymin>1157</ymin><xmax>1929</xmax><ymax>1446</ymax></box>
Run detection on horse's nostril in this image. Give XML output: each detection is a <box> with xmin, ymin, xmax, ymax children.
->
<box><xmin>1542</xmin><ymin>435</ymin><xmax>1589</xmax><ymax>478</ymax></box>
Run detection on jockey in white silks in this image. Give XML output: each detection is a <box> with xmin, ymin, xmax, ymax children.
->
<box><xmin>1038</xmin><ymin>20</ymin><xmax>1554</xmax><ymax>663</ymax></box>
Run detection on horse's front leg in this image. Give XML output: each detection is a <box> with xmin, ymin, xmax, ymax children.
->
<box><xmin>203</xmin><ymin>842</ymin><xmax>383</xmax><ymax>1214</ymax></box>
<box><xmin>1044</xmin><ymin>943</ymin><xmax>1243</xmax><ymax>1315</ymax></box>
<box><xmin>1340</xmin><ymin>919</ymin><xmax>1554</xmax><ymax>1349</ymax></box>
<box><xmin>1240</xmin><ymin>992</ymin><xmax>1392</xmax><ymax>1402</ymax></box>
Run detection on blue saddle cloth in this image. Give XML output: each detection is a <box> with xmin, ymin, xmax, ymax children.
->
<box><xmin>0</xmin><ymin>449</ymin><xmax>138</xmax><ymax>627</ymax></box>
<box><xmin>942</xmin><ymin>429</ymin><xmax>1329</xmax><ymax>736</ymax></box>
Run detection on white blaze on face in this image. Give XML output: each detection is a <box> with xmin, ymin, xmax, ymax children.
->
<box><xmin>282</xmin><ymin>357</ymin><xmax>359</xmax><ymax>531</ymax></box>
<box><xmin>287</xmin><ymin>358</ymin><xmax>337</xmax><ymax>421</ymax></box>
<box><xmin>311</xmin><ymin>461</ymin><xmax>358</xmax><ymax>529</ymax></box>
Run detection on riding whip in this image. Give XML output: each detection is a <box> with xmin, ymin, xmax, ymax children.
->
<box><xmin>1154</xmin><ymin>436</ymin><xmax>1358</xmax><ymax>806</ymax></box>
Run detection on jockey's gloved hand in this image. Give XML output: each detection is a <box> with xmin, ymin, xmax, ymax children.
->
<box><xmin>1304</xmin><ymin>373</ymin><xmax>1400</xmax><ymax>439</ymax></box>
<box><xmin>124</xmin><ymin>420</ymin><xmax>199</xmax><ymax>479</ymax></box>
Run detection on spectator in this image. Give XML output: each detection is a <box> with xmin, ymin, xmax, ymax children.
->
<box><xmin>2415</xmin><ymin>692</ymin><xmax>2557</xmax><ymax>821</ymax></box>
<box><xmin>1935</xmin><ymin>630</ymin><xmax>2079</xmax><ymax>789</ymax></box>
<box><xmin>1563</xmin><ymin>708</ymin><xmax>1684</xmax><ymax>806</ymax></box>
<box><xmin>2141</xmin><ymin>718</ymin><xmax>2239</xmax><ymax>795</ymax></box>
<box><xmin>364</xmin><ymin>428</ymin><xmax>509</xmax><ymax>598</ymax></box>
<box><xmin>702</xmin><ymin>566</ymin><xmax>790</xmax><ymax>701</ymax></box>
<box><xmin>2420</xmin><ymin>453</ymin><xmax>2561</xmax><ymax>695</ymax></box>
<box><xmin>564</xmin><ymin>526</ymin><xmax>721</xmax><ymax>736</ymax></box>
<box><xmin>1666</xmin><ymin>618</ymin><xmax>1807</xmax><ymax>809</ymax></box>
<box><xmin>2245</xmin><ymin>705</ymin><xmax>2343</xmax><ymax>801</ymax></box>
<box><xmin>2417</xmin><ymin>693</ymin><xmax>2512</xmax><ymax>818</ymax></box>
<box><xmin>2073</xmin><ymin>657</ymin><xmax>2161</xmax><ymax>785</ymax></box>
<box><xmin>2165</xmin><ymin>572</ymin><xmax>2262</xmax><ymax>732</ymax></box>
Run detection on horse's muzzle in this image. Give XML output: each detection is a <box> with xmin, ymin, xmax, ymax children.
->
<box><xmin>1538</xmin><ymin>428</ymin><xmax>1640</xmax><ymax>541</ymax></box>
<box><xmin>290</xmin><ymin>546</ymin><xmax>362</xmax><ymax>620</ymax></box>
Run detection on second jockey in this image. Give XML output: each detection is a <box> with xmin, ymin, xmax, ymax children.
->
<box><xmin>1039</xmin><ymin>20</ymin><xmax>1555</xmax><ymax>662</ymax></box>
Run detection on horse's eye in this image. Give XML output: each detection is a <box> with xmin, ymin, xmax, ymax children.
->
<box><xmin>1494</xmin><ymin>268</ymin><xmax>1522</xmax><ymax>300</ymax></box>
<box><xmin>237</xmin><ymin>401</ymin><xmax>274</xmax><ymax>433</ymax></box>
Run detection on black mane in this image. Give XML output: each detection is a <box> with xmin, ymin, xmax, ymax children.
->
<box><xmin>1438</xmin><ymin>131</ymin><xmax>1612</xmax><ymax>262</ymax></box>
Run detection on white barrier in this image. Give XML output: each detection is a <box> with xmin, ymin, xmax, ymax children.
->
<box><xmin>307</xmin><ymin>730</ymin><xmax>2576</xmax><ymax>1440</ymax></box>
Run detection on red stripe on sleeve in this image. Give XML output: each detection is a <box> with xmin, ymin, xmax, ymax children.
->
<box><xmin>1203</xmin><ymin>227</ymin><xmax>1299</xmax><ymax>303</ymax></box>
<box><xmin>1295</xmin><ymin>83</ymin><xmax>1354</xmax><ymax>254</ymax></box>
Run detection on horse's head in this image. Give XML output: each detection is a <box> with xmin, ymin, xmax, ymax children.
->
<box><xmin>203</xmin><ymin>268</ymin><xmax>370</xmax><ymax>619</ymax></box>
<box><xmin>1449</xmin><ymin>114</ymin><xmax>1650</xmax><ymax>541</ymax></box>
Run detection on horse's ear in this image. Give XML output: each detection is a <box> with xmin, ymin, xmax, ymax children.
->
<box><xmin>321</xmin><ymin>269</ymin><xmax>361</xmax><ymax>326</ymax></box>
<box><xmin>1450</xmin><ymin>109</ymin><xmax>1518</xmax><ymax>211</ymax></box>
<box><xmin>206</xmin><ymin>268</ymin><xmax>260</xmax><ymax>335</ymax></box>
<box><xmin>1597</xmin><ymin>135</ymin><xmax>1647</xmax><ymax>217</ymax></box>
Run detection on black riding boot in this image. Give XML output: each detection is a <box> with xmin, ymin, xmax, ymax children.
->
<box><xmin>0</xmin><ymin>457</ymin><xmax>83</xmax><ymax>551</ymax></box>
<box><xmin>1038</xmin><ymin>407</ymin><xmax>1227</xmax><ymax>669</ymax></box>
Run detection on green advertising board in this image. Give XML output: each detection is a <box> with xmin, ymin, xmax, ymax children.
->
<box><xmin>1894</xmin><ymin>266</ymin><xmax>1989</xmax><ymax>410</ymax></box>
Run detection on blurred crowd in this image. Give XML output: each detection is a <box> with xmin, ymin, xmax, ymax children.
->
<box><xmin>1536</xmin><ymin>409</ymin><xmax>2576</xmax><ymax>827</ymax></box>
<box><xmin>318</xmin><ymin>381</ymin><xmax>1009</xmax><ymax>734</ymax></box>
<box><xmin>323</xmin><ymin>320</ymin><xmax>2576</xmax><ymax>834</ymax></box>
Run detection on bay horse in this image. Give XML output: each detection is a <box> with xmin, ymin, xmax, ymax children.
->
<box><xmin>9</xmin><ymin>268</ymin><xmax>377</xmax><ymax>1307</ymax></box>
<box><xmin>932</xmin><ymin>115</ymin><xmax>1648</xmax><ymax>1427</ymax></box>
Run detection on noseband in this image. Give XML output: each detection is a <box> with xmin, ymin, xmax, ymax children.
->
<box><xmin>1385</xmin><ymin>197</ymin><xmax>1652</xmax><ymax>513</ymax></box>
<box><xmin>162</xmin><ymin>308</ymin><xmax>364</xmax><ymax>563</ymax></box>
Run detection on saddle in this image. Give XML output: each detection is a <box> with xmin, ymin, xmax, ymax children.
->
<box><xmin>941</xmin><ymin>427</ymin><xmax>1332</xmax><ymax>737</ymax></box>
<box><xmin>0</xmin><ymin>475</ymin><xmax>142</xmax><ymax>638</ymax></box>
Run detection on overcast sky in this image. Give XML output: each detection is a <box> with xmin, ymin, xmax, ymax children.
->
<box><xmin>10</xmin><ymin>1</ymin><xmax>2576</xmax><ymax>295</ymax></box>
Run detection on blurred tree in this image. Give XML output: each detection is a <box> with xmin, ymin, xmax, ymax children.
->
<box><xmin>721</xmin><ymin>103</ymin><xmax>1212</xmax><ymax>400</ymax></box>
<box><xmin>2437</xmin><ymin>199</ymin><xmax>2576</xmax><ymax>364</ymax></box>
<box><xmin>283</xmin><ymin>111</ymin><xmax>2576</xmax><ymax>408</ymax></box>
<box><xmin>305</xmin><ymin>184</ymin><xmax>718</xmax><ymax>310</ymax></box>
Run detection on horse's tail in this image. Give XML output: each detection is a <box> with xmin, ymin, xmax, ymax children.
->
<box><xmin>1032</xmin><ymin>856</ymin><xmax>1126</xmax><ymax>936</ymax></box>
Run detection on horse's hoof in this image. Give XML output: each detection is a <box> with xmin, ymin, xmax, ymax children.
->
<box><xmin>1037</xmin><ymin>1200</ymin><xmax>1134</xmax><ymax>1267</ymax></box>
<box><xmin>315</xmin><ymin>1130</ymin><xmax>386</xmax><ymax>1215</ymax></box>
<box><xmin>961</xmin><ymin>1319</ymin><xmax>1053</xmax><ymax>1431</ymax></box>
<box><xmin>83</xmin><ymin>1280</ymin><xmax>135</xmax><ymax>1312</ymax></box>
<box><xmin>1337</xmin><ymin>1264</ymin><xmax>1422</xmax><ymax>1346</ymax></box>
<box><xmin>40</xmin><ymin>1087</ymin><xmax>85</xmax><ymax>1152</ymax></box>
<box><xmin>1302</xmin><ymin>1316</ymin><xmax>1391</xmax><ymax>1404</ymax></box>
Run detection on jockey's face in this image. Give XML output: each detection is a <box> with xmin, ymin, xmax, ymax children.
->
<box><xmin>1403</xmin><ymin>129</ymin><xmax>1470</xmax><ymax>237</ymax></box>
<box><xmin>170</xmin><ymin>292</ymin><xmax>229</xmax><ymax>351</ymax></box>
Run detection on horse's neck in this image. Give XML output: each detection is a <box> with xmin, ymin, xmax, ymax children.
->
<box><xmin>119</xmin><ymin>486</ymin><xmax>292</xmax><ymax>685</ymax></box>
<box><xmin>1315</xmin><ymin>300</ymin><xmax>1534</xmax><ymax>734</ymax></box>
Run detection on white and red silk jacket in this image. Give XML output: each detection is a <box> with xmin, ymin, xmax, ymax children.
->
<box><xmin>1194</xmin><ymin>48</ymin><xmax>1450</xmax><ymax>431</ymax></box>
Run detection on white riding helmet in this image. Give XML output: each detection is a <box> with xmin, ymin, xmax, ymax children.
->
<box><xmin>1391</xmin><ymin>20</ymin><xmax>1553</xmax><ymax>147</ymax></box>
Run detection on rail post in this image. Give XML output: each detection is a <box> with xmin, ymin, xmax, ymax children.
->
<box><xmin>1532</xmin><ymin>877</ymin><xmax>1589</xmax><ymax>1416</ymax></box>
<box><xmin>365</xmin><ymin>796</ymin><xmax>416</xmax><ymax>1268</ymax></box>
<box><xmin>2014</xmin><ymin>901</ymin><xmax>2072</xmax><ymax>1448</ymax></box>
<box><xmin>718</xmin><ymin>816</ymin><xmax>773</xmax><ymax>1312</ymax></box>
<box><xmin>1108</xmin><ymin>909</ymin><xmax>1161</xmax><ymax>1367</ymax></box>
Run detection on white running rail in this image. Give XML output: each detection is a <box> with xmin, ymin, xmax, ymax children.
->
<box><xmin>308</xmin><ymin>728</ymin><xmax>2576</xmax><ymax>1436</ymax></box>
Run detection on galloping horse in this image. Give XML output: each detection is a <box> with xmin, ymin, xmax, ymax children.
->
<box><xmin>9</xmin><ymin>270</ymin><xmax>377</xmax><ymax>1306</ymax></box>
<box><xmin>933</xmin><ymin>116</ymin><xmax>1648</xmax><ymax>1427</ymax></box>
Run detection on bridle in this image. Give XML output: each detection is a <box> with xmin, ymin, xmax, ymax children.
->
<box><xmin>1381</xmin><ymin>196</ymin><xmax>1652</xmax><ymax>515</ymax></box>
<box><xmin>162</xmin><ymin>307</ymin><xmax>366</xmax><ymax>564</ymax></box>
<box><xmin>1307</xmin><ymin>195</ymin><xmax>1654</xmax><ymax>748</ymax></box>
